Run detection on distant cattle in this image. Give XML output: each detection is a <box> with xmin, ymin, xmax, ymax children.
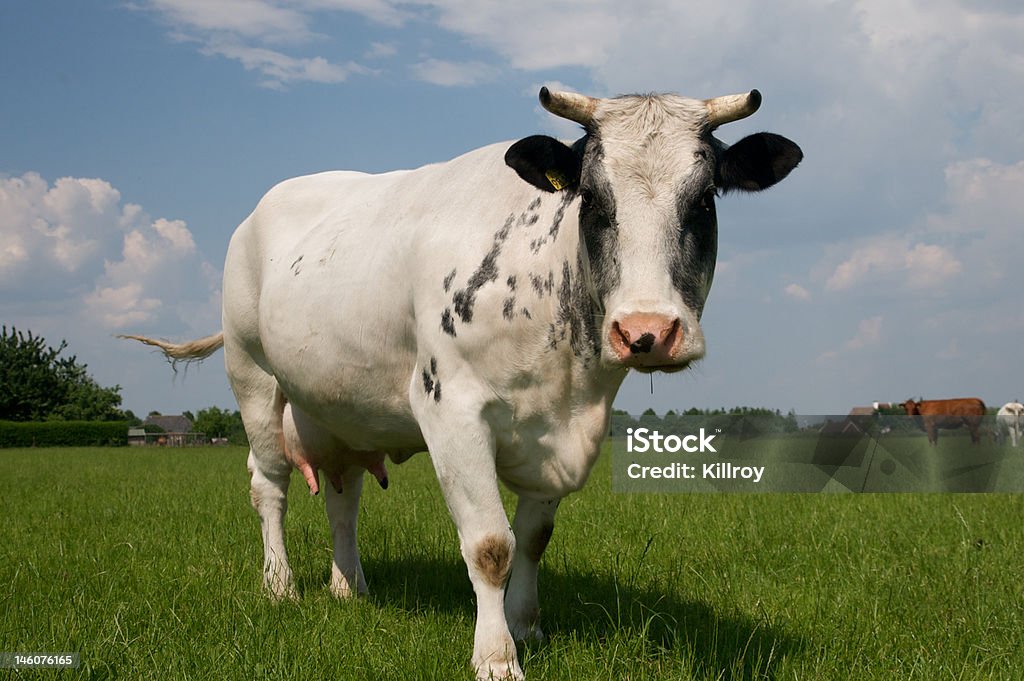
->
<box><xmin>900</xmin><ymin>398</ymin><xmax>986</xmax><ymax>446</ymax></box>
<box><xmin>997</xmin><ymin>401</ymin><xmax>1024</xmax><ymax>447</ymax></box>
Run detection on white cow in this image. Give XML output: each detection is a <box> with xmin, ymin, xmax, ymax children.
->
<box><xmin>998</xmin><ymin>401</ymin><xmax>1024</xmax><ymax>447</ymax></box>
<box><xmin>124</xmin><ymin>87</ymin><xmax>802</xmax><ymax>680</ymax></box>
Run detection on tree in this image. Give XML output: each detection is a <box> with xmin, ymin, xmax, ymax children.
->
<box><xmin>0</xmin><ymin>326</ymin><xmax>125</xmax><ymax>422</ymax></box>
<box><xmin>192</xmin><ymin>406</ymin><xmax>248</xmax><ymax>446</ymax></box>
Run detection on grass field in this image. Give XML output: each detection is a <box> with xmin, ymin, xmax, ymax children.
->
<box><xmin>2</xmin><ymin>445</ymin><xmax>1023</xmax><ymax>680</ymax></box>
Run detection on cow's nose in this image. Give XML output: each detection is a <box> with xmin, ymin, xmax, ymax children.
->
<box><xmin>609</xmin><ymin>313</ymin><xmax>683</xmax><ymax>365</ymax></box>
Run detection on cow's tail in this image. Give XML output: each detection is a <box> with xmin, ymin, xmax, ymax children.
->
<box><xmin>118</xmin><ymin>332</ymin><xmax>225</xmax><ymax>366</ymax></box>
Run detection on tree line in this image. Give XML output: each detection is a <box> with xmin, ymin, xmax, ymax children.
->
<box><xmin>1</xmin><ymin>326</ymin><xmax>247</xmax><ymax>445</ymax></box>
<box><xmin>1</xmin><ymin>326</ymin><xmax>125</xmax><ymax>422</ymax></box>
<box><xmin>611</xmin><ymin>407</ymin><xmax>800</xmax><ymax>436</ymax></box>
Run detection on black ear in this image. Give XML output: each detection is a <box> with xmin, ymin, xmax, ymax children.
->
<box><xmin>505</xmin><ymin>135</ymin><xmax>582</xmax><ymax>193</ymax></box>
<box><xmin>718</xmin><ymin>133</ymin><xmax>803</xmax><ymax>192</ymax></box>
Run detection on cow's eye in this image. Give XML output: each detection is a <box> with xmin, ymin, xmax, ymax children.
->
<box><xmin>580</xmin><ymin>188</ymin><xmax>595</xmax><ymax>208</ymax></box>
<box><xmin>700</xmin><ymin>187</ymin><xmax>717</xmax><ymax>211</ymax></box>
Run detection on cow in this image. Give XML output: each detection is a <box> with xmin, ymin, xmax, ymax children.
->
<box><xmin>899</xmin><ymin>397</ymin><xmax>987</xmax><ymax>446</ymax></box>
<box><xmin>122</xmin><ymin>87</ymin><xmax>802</xmax><ymax>680</ymax></box>
<box><xmin>997</xmin><ymin>401</ymin><xmax>1024</xmax><ymax>447</ymax></box>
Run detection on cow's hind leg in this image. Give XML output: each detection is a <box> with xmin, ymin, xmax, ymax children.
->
<box><xmin>324</xmin><ymin>466</ymin><xmax>368</xmax><ymax>598</ymax></box>
<box><xmin>231</xmin><ymin>348</ymin><xmax>296</xmax><ymax>599</ymax></box>
<box><xmin>246</xmin><ymin>441</ymin><xmax>296</xmax><ymax>599</ymax></box>
<box><xmin>505</xmin><ymin>496</ymin><xmax>560</xmax><ymax>643</ymax></box>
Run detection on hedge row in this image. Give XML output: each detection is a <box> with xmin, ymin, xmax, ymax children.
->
<box><xmin>0</xmin><ymin>421</ymin><xmax>129</xmax><ymax>448</ymax></box>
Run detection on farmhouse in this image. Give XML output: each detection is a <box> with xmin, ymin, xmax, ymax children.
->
<box><xmin>131</xmin><ymin>414</ymin><xmax>206</xmax><ymax>447</ymax></box>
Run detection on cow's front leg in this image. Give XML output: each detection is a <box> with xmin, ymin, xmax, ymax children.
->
<box><xmin>505</xmin><ymin>496</ymin><xmax>559</xmax><ymax>642</ymax></box>
<box><xmin>417</xmin><ymin>415</ymin><xmax>522</xmax><ymax>680</ymax></box>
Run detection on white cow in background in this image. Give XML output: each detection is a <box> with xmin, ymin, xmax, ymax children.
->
<box><xmin>123</xmin><ymin>86</ymin><xmax>802</xmax><ymax>680</ymax></box>
<box><xmin>997</xmin><ymin>401</ymin><xmax>1024</xmax><ymax>447</ymax></box>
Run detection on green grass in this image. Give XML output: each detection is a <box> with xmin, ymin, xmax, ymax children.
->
<box><xmin>1</xmin><ymin>446</ymin><xmax>1023</xmax><ymax>679</ymax></box>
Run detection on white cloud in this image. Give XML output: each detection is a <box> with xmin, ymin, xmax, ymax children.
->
<box><xmin>413</xmin><ymin>1</ymin><xmax>620</xmax><ymax>71</ymax></box>
<box><xmin>784</xmin><ymin>283</ymin><xmax>811</xmax><ymax>301</ymax></box>
<box><xmin>84</xmin><ymin>283</ymin><xmax>163</xmax><ymax>328</ymax></box>
<box><xmin>817</xmin><ymin>316</ymin><xmax>883</xmax><ymax>363</ymax></box>
<box><xmin>145</xmin><ymin>0</ymin><xmax>376</xmax><ymax>87</ymax></box>
<box><xmin>0</xmin><ymin>173</ymin><xmax>123</xmax><ymax>286</ymax></box>
<box><xmin>198</xmin><ymin>39</ymin><xmax>369</xmax><ymax>87</ymax></box>
<box><xmin>410</xmin><ymin>58</ymin><xmax>499</xmax><ymax>87</ymax></box>
<box><xmin>0</xmin><ymin>172</ymin><xmax>219</xmax><ymax>333</ymax></box>
<box><xmin>150</xmin><ymin>0</ymin><xmax>311</xmax><ymax>41</ymax></box>
<box><xmin>847</xmin><ymin>316</ymin><xmax>883</xmax><ymax>350</ymax></box>
<box><xmin>930</xmin><ymin>159</ymin><xmax>1024</xmax><ymax>236</ymax></box>
<box><xmin>365</xmin><ymin>41</ymin><xmax>397</xmax><ymax>59</ymax></box>
<box><xmin>824</xmin><ymin>237</ymin><xmax>961</xmax><ymax>293</ymax></box>
<box><xmin>820</xmin><ymin>156</ymin><xmax>1023</xmax><ymax>298</ymax></box>
<box><xmin>303</xmin><ymin>0</ymin><xmax>409</xmax><ymax>28</ymax></box>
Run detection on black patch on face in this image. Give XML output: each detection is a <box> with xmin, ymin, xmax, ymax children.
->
<box><xmin>575</xmin><ymin>136</ymin><xmax>621</xmax><ymax>303</ymax></box>
<box><xmin>440</xmin><ymin>308</ymin><xmax>456</xmax><ymax>337</ymax></box>
<box><xmin>671</xmin><ymin>151</ymin><xmax>718</xmax><ymax>317</ymax></box>
<box><xmin>422</xmin><ymin>357</ymin><xmax>442</xmax><ymax>403</ymax></box>
<box><xmin>443</xmin><ymin>269</ymin><xmax>457</xmax><ymax>292</ymax></box>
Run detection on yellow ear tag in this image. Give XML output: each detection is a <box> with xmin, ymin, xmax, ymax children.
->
<box><xmin>545</xmin><ymin>170</ymin><xmax>569</xmax><ymax>191</ymax></box>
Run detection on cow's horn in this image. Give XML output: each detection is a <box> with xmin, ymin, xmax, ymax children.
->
<box><xmin>704</xmin><ymin>89</ymin><xmax>762</xmax><ymax>128</ymax></box>
<box><xmin>540</xmin><ymin>87</ymin><xmax>597</xmax><ymax>126</ymax></box>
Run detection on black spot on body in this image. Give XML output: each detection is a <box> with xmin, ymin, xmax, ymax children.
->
<box><xmin>502</xmin><ymin>297</ymin><xmax>516</xmax><ymax>321</ymax></box>
<box><xmin>290</xmin><ymin>255</ymin><xmax>304</xmax><ymax>275</ymax></box>
<box><xmin>443</xmin><ymin>269</ymin><xmax>457</xmax><ymax>292</ymax></box>
<box><xmin>440</xmin><ymin>309</ymin><xmax>456</xmax><ymax>337</ymax></box>
<box><xmin>529</xmin><ymin>272</ymin><xmax>555</xmax><ymax>298</ymax></box>
<box><xmin>528</xmin><ymin>193</ymin><xmax>573</xmax><ymax>255</ymax></box>
<box><xmin>452</xmin><ymin>215</ymin><xmax>515</xmax><ymax>324</ymax></box>
<box><xmin>422</xmin><ymin>357</ymin><xmax>442</xmax><ymax>403</ymax></box>
<box><xmin>506</xmin><ymin>275</ymin><xmax>517</xmax><ymax>291</ymax></box>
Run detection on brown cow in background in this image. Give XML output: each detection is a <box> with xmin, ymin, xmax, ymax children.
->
<box><xmin>900</xmin><ymin>398</ymin><xmax>986</xmax><ymax>445</ymax></box>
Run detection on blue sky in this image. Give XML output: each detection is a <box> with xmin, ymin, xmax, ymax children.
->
<box><xmin>2</xmin><ymin>0</ymin><xmax>1022</xmax><ymax>418</ymax></box>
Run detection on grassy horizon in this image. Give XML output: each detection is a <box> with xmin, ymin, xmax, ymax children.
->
<box><xmin>1</xmin><ymin>446</ymin><xmax>1022</xmax><ymax>679</ymax></box>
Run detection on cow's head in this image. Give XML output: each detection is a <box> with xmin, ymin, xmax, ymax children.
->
<box><xmin>505</xmin><ymin>87</ymin><xmax>802</xmax><ymax>372</ymax></box>
<box><xmin>900</xmin><ymin>399</ymin><xmax>922</xmax><ymax>415</ymax></box>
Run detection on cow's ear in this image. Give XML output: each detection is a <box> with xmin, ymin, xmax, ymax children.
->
<box><xmin>505</xmin><ymin>135</ymin><xmax>582</xmax><ymax>193</ymax></box>
<box><xmin>717</xmin><ymin>133</ymin><xmax>803</xmax><ymax>193</ymax></box>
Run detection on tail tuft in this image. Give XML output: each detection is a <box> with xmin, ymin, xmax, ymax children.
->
<box><xmin>118</xmin><ymin>331</ymin><xmax>225</xmax><ymax>370</ymax></box>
